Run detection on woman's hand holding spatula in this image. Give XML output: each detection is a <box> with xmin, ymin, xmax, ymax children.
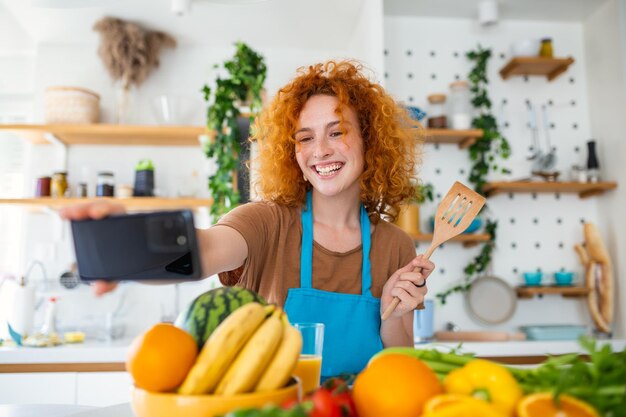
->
<box><xmin>381</xmin><ymin>182</ymin><xmax>486</xmax><ymax>321</ymax></box>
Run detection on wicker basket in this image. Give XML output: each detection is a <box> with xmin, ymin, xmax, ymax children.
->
<box><xmin>44</xmin><ymin>86</ymin><xmax>100</xmax><ymax>124</ymax></box>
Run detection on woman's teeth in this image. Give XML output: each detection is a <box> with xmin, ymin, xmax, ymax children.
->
<box><xmin>315</xmin><ymin>163</ymin><xmax>343</xmax><ymax>176</ymax></box>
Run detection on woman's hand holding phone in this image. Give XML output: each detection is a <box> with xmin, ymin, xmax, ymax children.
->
<box><xmin>59</xmin><ymin>201</ymin><xmax>126</xmax><ymax>296</ymax></box>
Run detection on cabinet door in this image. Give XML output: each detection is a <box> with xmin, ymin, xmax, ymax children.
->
<box><xmin>0</xmin><ymin>373</ymin><xmax>76</xmax><ymax>404</ymax></box>
<box><xmin>75</xmin><ymin>372</ymin><xmax>133</xmax><ymax>406</ymax></box>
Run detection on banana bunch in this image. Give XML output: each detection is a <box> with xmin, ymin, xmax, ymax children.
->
<box><xmin>178</xmin><ymin>302</ymin><xmax>302</xmax><ymax>396</ymax></box>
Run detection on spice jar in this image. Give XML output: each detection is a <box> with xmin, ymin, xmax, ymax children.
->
<box><xmin>427</xmin><ymin>94</ymin><xmax>447</xmax><ymax>129</ymax></box>
<box><xmin>96</xmin><ymin>172</ymin><xmax>115</xmax><ymax>197</ymax></box>
<box><xmin>51</xmin><ymin>172</ymin><xmax>68</xmax><ymax>198</ymax></box>
<box><xmin>449</xmin><ymin>81</ymin><xmax>472</xmax><ymax>130</ymax></box>
<box><xmin>35</xmin><ymin>176</ymin><xmax>51</xmax><ymax>197</ymax></box>
<box><xmin>539</xmin><ymin>38</ymin><xmax>553</xmax><ymax>58</ymax></box>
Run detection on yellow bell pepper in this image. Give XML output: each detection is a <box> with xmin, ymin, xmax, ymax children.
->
<box><xmin>443</xmin><ymin>359</ymin><xmax>522</xmax><ymax>417</ymax></box>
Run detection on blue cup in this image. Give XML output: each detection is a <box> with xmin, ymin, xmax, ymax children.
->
<box><xmin>554</xmin><ymin>271</ymin><xmax>574</xmax><ymax>286</ymax></box>
<box><xmin>413</xmin><ymin>300</ymin><xmax>434</xmax><ymax>344</ymax></box>
<box><xmin>523</xmin><ymin>272</ymin><xmax>543</xmax><ymax>286</ymax></box>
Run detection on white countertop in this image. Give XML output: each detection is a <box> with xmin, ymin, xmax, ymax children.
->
<box><xmin>1</xmin><ymin>338</ymin><xmax>624</xmax><ymax>364</ymax></box>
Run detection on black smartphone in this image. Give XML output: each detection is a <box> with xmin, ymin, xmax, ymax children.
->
<box><xmin>71</xmin><ymin>210</ymin><xmax>202</xmax><ymax>281</ymax></box>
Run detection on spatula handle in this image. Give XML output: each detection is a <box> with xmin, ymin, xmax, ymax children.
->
<box><xmin>381</xmin><ymin>245</ymin><xmax>435</xmax><ymax>321</ymax></box>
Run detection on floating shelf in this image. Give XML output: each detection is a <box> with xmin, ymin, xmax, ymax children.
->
<box><xmin>408</xmin><ymin>233</ymin><xmax>491</xmax><ymax>248</ymax></box>
<box><xmin>483</xmin><ymin>181</ymin><xmax>617</xmax><ymax>199</ymax></box>
<box><xmin>0</xmin><ymin>124</ymin><xmax>209</xmax><ymax>146</ymax></box>
<box><xmin>423</xmin><ymin>129</ymin><xmax>483</xmax><ymax>149</ymax></box>
<box><xmin>516</xmin><ymin>286</ymin><xmax>591</xmax><ymax>299</ymax></box>
<box><xmin>499</xmin><ymin>57</ymin><xmax>575</xmax><ymax>81</ymax></box>
<box><xmin>0</xmin><ymin>197</ymin><xmax>213</xmax><ymax>211</ymax></box>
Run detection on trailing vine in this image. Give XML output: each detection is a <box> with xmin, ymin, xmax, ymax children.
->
<box><xmin>202</xmin><ymin>42</ymin><xmax>266</xmax><ymax>219</ymax></box>
<box><xmin>436</xmin><ymin>45</ymin><xmax>510</xmax><ymax>305</ymax></box>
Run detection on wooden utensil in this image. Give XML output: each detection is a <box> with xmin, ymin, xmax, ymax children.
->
<box><xmin>381</xmin><ymin>181</ymin><xmax>486</xmax><ymax>321</ymax></box>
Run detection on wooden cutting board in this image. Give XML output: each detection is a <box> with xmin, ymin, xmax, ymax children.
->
<box><xmin>435</xmin><ymin>331</ymin><xmax>527</xmax><ymax>342</ymax></box>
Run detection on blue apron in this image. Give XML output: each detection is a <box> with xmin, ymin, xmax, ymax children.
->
<box><xmin>284</xmin><ymin>191</ymin><xmax>384</xmax><ymax>378</ymax></box>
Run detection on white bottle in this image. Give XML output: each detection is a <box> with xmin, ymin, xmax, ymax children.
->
<box><xmin>40</xmin><ymin>297</ymin><xmax>58</xmax><ymax>336</ymax></box>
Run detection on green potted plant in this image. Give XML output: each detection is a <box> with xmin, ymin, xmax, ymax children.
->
<box><xmin>202</xmin><ymin>42</ymin><xmax>267</xmax><ymax>219</ymax></box>
<box><xmin>395</xmin><ymin>183</ymin><xmax>434</xmax><ymax>234</ymax></box>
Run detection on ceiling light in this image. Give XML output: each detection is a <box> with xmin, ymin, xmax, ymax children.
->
<box><xmin>172</xmin><ymin>0</ymin><xmax>192</xmax><ymax>16</ymax></box>
<box><xmin>478</xmin><ymin>0</ymin><xmax>499</xmax><ymax>26</ymax></box>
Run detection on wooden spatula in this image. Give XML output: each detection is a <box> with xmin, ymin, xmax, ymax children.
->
<box><xmin>381</xmin><ymin>181</ymin><xmax>486</xmax><ymax>321</ymax></box>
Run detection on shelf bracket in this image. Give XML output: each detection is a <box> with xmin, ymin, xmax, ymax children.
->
<box><xmin>44</xmin><ymin>133</ymin><xmax>68</xmax><ymax>172</ymax></box>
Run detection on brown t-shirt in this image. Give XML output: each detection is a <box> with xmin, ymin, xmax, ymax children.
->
<box><xmin>215</xmin><ymin>202</ymin><xmax>416</xmax><ymax>306</ymax></box>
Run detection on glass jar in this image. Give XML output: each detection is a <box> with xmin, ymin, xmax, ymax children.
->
<box><xmin>35</xmin><ymin>176</ymin><xmax>51</xmax><ymax>197</ymax></box>
<box><xmin>539</xmin><ymin>38</ymin><xmax>553</xmax><ymax>58</ymax></box>
<box><xmin>449</xmin><ymin>81</ymin><xmax>472</xmax><ymax>130</ymax></box>
<box><xmin>426</xmin><ymin>94</ymin><xmax>447</xmax><ymax>128</ymax></box>
<box><xmin>96</xmin><ymin>172</ymin><xmax>115</xmax><ymax>197</ymax></box>
<box><xmin>51</xmin><ymin>172</ymin><xmax>68</xmax><ymax>198</ymax></box>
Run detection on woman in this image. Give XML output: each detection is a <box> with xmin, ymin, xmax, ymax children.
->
<box><xmin>61</xmin><ymin>60</ymin><xmax>434</xmax><ymax>378</ymax></box>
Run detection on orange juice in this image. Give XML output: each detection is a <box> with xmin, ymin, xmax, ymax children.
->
<box><xmin>292</xmin><ymin>354</ymin><xmax>322</xmax><ymax>394</ymax></box>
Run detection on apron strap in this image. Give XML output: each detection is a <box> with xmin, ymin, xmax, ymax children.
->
<box><xmin>360</xmin><ymin>204</ymin><xmax>373</xmax><ymax>296</ymax></box>
<box><xmin>300</xmin><ymin>191</ymin><xmax>314</xmax><ymax>289</ymax></box>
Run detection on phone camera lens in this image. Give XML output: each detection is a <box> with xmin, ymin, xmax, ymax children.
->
<box><xmin>177</xmin><ymin>235</ymin><xmax>187</xmax><ymax>246</ymax></box>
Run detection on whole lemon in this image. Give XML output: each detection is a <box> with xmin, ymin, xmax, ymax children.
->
<box><xmin>353</xmin><ymin>353</ymin><xmax>443</xmax><ymax>417</ymax></box>
<box><xmin>126</xmin><ymin>323</ymin><xmax>198</xmax><ymax>392</ymax></box>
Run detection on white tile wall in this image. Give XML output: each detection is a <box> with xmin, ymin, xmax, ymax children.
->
<box><xmin>385</xmin><ymin>16</ymin><xmax>603</xmax><ymax>333</ymax></box>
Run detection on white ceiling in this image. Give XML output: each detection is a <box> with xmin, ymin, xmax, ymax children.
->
<box><xmin>0</xmin><ymin>0</ymin><xmax>364</xmax><ymax>48</ymax></box>
<box><xmin>1</xmin><ymin>0</ymin><xmax>611</xmax><ymax>50</ymax></box>
<box><xmin>385</xmin><ymin>0</ymin><xmax>610</xmax><ymax>22</ymax></box>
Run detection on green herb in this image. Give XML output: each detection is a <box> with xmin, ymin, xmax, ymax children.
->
<box><xmin>514</xmin><ymin>337</ymin><xmax>626</xmax><ymax>416</ymax></box>
<box><xmin>435</xmin><ymin>45</ymin><xmax>510</xmax><ymax>304</ymax></box>
<box><xmin>414</xmin><ymin>182</ymin><xmax>434</xmax><ymax>204</ymax></box>
<box><xmin>203</xmin><ymin>42</ymin><xmax>266</xmax><ymax>219</ymax></box>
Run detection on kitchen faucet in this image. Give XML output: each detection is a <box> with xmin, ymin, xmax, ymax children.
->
<box><xmin>24</xmin><ymin>260</ymin><xmax>50</xmax><ymax>292</ymax></box>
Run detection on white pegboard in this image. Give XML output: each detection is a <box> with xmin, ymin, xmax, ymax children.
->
<box><xmin>385</xmin><ymin>17</ymin><xmax>601</xmax><ymax>332</ymax></box>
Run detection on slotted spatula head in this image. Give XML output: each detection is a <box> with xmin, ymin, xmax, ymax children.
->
<box><xmin>431</xmin><ymin>181</ymin><xmax>486</xmax><ymax>248</ymax></box>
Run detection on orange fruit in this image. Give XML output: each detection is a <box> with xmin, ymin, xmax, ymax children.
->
<box><xmin>126</xmin><ymin>323</ymin><xmax>198</xmax><ymax>392</ymax></box>
<box><xmin>352</xmin><ymin>353</ymin><xmax>443</xmax><ymax>417</ymax></box>
<box><xmin>517</xmin><ymin>393</ymin><xmax>599</xmax><ymax>417</ymax></box>
<box><xmin>423</xmin><ymin>394</ymin><xmax>506</xmax><ymax>417</ymax></box>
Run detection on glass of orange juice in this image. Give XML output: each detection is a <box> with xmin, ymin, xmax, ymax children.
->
<box><xmin>292</xmin><ymin>322</ymin><xmax>324</xmax><ymax>394</ymax></box>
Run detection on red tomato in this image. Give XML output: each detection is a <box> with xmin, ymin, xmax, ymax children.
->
<box><xmin>310</xmin><ymin>389</ymin><xmax>342</xmax><ymax>417</ymax></box>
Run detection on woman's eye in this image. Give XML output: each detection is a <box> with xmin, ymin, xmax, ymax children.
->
<box><xmin>330</xmin><ymin>131</ymin><xmax>343</xmax><ymax>138</ymax></box>
<box><xmin>297</xmin><ymin>136</ymin><xmax>312</xmax><ymax>143</ymax></box>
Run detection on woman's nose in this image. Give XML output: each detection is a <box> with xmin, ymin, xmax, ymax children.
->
<box><xmin>313</xmin><ymin>138</ymin><xmax>332</xmax><ymax>159</ymax></box>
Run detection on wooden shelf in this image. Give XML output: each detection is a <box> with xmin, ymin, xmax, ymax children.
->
<box><xmin>516</xmin><ymin>286</ymin><xmax>591</xmax><ymax>299</ymax></box>
<box><xmin>483</xmin><ymin>181</ymin><xmax>617</xmax><ymax>199</ymax></box>
<box><xmin>0</xmin><ymin>197</ymin><xmax>213</xmax><ymax>211</ymax></box>
<box><xmin>423</xmin><ymin>129</ymin><xmax>483</xmax><ymax>149</ymax></box>
<box><xmin>408</xmin><ymin>232</ymin><xmax>491</xmax><ymax>248</ymax></box>
<box><xmin>0</xmin><ymin>124</ymin><xmax>209</xmax><ymax>146</ymax></box>
<box><xmin>499</xmin><ymin>57</ymin><xmax>575</xmax><ymax>81</ymax></box>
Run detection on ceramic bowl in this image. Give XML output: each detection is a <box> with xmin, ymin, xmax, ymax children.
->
<box><xmin>131</xmin><ymin>381</ymin><xmax>299</xmax><ymax>417</ymax></box>
<box><xmin>554</xmin><ymin>271</ymin><xmax>574</xmax><ymax>286</ymax></box>
<box><xmin>511</xmin><ymin>39</ymin><xmax>541</xmax><ymax>57</ymax></box>
<box><xmin>523</xmin><ymin>272</ymin><xmax>543</xmax><ymax>286</ymax></box>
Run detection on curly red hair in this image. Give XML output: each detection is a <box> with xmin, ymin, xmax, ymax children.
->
<box><xmin>251</xmin><ymin>60</ymin><xmax>422</xmax><ymax>222</ymax></box>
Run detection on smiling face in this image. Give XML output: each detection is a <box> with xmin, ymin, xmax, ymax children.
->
<box><xmin>294</xmin><ymin>95</ymin><xmax>365</xmax><ymax>199</ymax></box>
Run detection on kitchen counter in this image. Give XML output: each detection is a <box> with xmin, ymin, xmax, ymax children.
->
<box><xmin>1</xmin><ymin>338</ymin><xmax>624</xmax><ymax>371</ymax></box>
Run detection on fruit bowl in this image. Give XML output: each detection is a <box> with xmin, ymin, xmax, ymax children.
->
<box><xmin>131</xmin><ymin>380</ymin><xmax>299</xmax><ymax>417</ymax></box>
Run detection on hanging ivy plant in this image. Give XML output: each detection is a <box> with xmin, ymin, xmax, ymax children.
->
<box><xmin>202</xmin><ymin>41</ymin><xmax>266</xmax><ymax>219</ymax></box>
<box><xmin>436</xmin><ymin>45</ymin><xmax>510</xmax><ymax>305</ymax></box>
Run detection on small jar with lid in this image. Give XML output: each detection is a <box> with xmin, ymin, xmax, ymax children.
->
<box><xmin>96</xmin><ymin>172</ymin><xmax>115</xmax><ymax>197</ymax></box>
<box><xmin>51</xmin><ymin>172</ymin><xmax>68</xmax><ymax>198</ymax></box>
<box><xmin>539</xmin><ymin>38</ymin><xmax>553</xmax><ymax>58</ymax></box>
<box><xmin>449</xmin><ymin>81</ymin><xmax>472</xmax><ymax>130</ymax></box>
<box><xmin>426</xmin><ymin>94</ymin><xmax>447</xmax><ymax>128</ymax></box>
